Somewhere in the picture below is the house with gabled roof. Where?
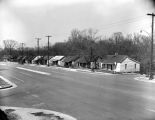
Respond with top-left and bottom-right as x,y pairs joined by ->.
100,54 -> 140,73
62,55 -> 80,68
2,55 -> 12,62
74,56 -> 91,68
27,56 -> 35,64
21,56 -> 28,64
43,56 -> 53,65
32,56 -> 42,64
49,55 -> 64,66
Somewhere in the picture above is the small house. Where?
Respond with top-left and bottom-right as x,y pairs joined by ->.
17,56 -> 23,63
27,56 -> 35,64
74,56 -> 91,68
91,56 -> 102,69
11,56 -> 18,62
62,56 -> 80,68
32,56 -> 42,64
100,55 -> 140,73
49,56 -> 64,66
43,56 -> 53,65
35,56 -> 44,65
21,56 -> 28,64
2,55 -> 11,62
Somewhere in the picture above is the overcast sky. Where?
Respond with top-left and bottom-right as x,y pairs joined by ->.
0,0 -> 154,47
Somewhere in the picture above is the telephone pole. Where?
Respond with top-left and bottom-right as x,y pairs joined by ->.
21,43 -> 24,58
35,38 -> 41,56
147,13 -> 155,80
46,35 -> 52,67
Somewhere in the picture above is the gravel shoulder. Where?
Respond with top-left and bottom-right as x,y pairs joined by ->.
0,106 -> 77,120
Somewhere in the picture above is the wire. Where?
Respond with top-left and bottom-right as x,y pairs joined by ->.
94,15 -> 149,29
97,23 -> 151,32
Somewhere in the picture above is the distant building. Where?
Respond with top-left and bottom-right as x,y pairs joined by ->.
74,56 -> 91,68
62,55 -> 80,68
99,55 -> 140,73
27,56 -> 35,64
2,55 -> 11,62
43,56 -> 53,65
32,56 -> 42,64
49,56 -> 64,66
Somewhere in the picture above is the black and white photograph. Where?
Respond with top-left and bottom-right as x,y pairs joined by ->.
0,0 -> 155,120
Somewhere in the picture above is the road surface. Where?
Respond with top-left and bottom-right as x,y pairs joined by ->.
0,62 -> 155,120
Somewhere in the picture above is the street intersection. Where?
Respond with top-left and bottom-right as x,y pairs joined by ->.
0,62 -> 155,120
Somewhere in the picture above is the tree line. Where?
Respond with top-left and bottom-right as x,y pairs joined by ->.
0,28 -> 154,73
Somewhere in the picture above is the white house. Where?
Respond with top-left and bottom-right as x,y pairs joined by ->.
49,56 -> 64,66
100,55 -> 140,73
32,56 -> 42,64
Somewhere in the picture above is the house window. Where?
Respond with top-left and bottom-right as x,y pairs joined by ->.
135,64 -> 136,69
125,64 -> 127,69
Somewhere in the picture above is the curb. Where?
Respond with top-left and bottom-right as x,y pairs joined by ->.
0,106 -> 77,120
0,84 -> 13,90
0,76 -> 17,90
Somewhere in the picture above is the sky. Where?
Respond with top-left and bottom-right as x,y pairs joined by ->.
0,0 -> 155,48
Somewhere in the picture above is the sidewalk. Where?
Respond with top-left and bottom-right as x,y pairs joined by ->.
0,106 -> 77,120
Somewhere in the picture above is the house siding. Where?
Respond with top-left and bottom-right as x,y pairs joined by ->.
100,63 -> 103,69
119,58 -> 140,72
58,60 -> 64,66
115,63 -> 121,72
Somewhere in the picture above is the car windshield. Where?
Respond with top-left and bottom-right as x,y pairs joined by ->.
0,1 -> 155,120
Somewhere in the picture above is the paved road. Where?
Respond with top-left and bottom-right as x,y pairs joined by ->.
0,62 -> 155,120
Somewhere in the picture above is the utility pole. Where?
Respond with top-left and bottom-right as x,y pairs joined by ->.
147,13 -> 155,80
90,47 -> 93,62
90,46 -> 94,71
26,47 -> 29,58
46,35 -> 52,67
35,38 -> 41,56
21,43 -> 24,57
21,43 -> 24,64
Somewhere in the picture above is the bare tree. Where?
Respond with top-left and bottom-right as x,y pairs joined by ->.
3,39 -> 18,56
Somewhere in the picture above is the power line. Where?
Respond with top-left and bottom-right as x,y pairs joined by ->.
99,20 -> 150,30
98,23 -> 151,33
21,43 -> 25,58
95,15 -> 149,30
